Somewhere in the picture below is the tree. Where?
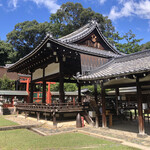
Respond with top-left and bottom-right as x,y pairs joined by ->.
50,83 -> 77,92
115,30 -> 142,54
0,75 -> 15,90
50,2 -> 116,39
0,40 -> 16,65
7,20 -> 51,60
141,41 -> 150,50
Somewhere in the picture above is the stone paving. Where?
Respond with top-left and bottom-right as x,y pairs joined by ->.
80,127 -> 150,147
4,115 -> 150,149
5,115 -> 42,126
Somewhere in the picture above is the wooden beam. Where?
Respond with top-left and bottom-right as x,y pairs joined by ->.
136,77 -> 145,135
101,82 -> 107,128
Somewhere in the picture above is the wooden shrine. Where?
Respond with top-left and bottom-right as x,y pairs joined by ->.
8,20 -> 150,136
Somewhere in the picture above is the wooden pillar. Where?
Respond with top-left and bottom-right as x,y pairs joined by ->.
136,77 -> 145,135
78,83 -> 81,103
94,83 -> 98,103
42,68 -> 46,104
47,82 -> 51,104
101,82 -> 107,128
30,72 -> 33,103
94,83 -> 99,128
115,88 -> 119,115
59,58 -> 65,103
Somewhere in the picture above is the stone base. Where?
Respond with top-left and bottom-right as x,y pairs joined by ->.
137,133 -> 148,138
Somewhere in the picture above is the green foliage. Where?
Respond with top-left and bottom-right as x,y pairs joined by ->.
141,41 -> 150,50
50,83 -> 77,92
0,75 -> 15,90
50,83 -> 59,91
7,20 -> 51,60
2,2 -> 145,64
50,2 -> 115,39
64,83 -> 77,92
0,40 -> 16,65
115,30 -> 142,54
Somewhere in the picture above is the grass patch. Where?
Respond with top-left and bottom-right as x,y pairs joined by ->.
0,117 -> 18,127
0,129 -> 139,150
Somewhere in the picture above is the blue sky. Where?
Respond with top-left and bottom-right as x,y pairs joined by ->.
0,0 -> 150,44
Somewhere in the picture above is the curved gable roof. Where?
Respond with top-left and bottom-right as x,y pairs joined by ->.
59,20 -> 122,55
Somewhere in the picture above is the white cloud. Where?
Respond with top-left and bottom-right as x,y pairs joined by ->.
7,0 -> 60,13
26,0 -> 60,13
0,3 -> 2,7
109,0 -> 150,20
8,0 -> 18,9
99,0 -> 107,4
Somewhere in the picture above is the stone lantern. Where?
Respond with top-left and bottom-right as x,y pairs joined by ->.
13,96 -> 18,114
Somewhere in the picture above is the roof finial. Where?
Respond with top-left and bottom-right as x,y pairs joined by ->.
46,32 -> 53,38
88,19 -> 98,27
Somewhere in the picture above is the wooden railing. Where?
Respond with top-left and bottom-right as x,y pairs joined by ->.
16,102 -> 89,113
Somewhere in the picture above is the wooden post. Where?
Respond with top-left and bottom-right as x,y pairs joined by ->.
59,58 -> 65,103
101,82 -> 107,128
94,83 -> 99,128
16,110 -> 19,117
136,77 -> 145,135
78,83 -> 81,103
53,113 -> 57,127
37,112 -> 40,121
42,68 -> 46,104
25,111 -> 27,119
115,88 -> 119,115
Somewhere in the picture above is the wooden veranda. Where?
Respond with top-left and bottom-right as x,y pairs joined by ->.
78,50 -> 150,136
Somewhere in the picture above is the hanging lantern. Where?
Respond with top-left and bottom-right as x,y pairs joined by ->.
47,42 -> 51,48
53,51 -> 57,56
63,56 -> 66,62
56,57 -> 58,62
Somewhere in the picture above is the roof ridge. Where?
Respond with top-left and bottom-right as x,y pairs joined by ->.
114,49 -> 150,63
59,23 -> 91,40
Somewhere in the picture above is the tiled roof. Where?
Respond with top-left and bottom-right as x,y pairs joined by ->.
59,22 -> 96,43
69,44 -> 120,58
78,50 -> 150,80
0,90 -> 28,96
8,34 -> 121,72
